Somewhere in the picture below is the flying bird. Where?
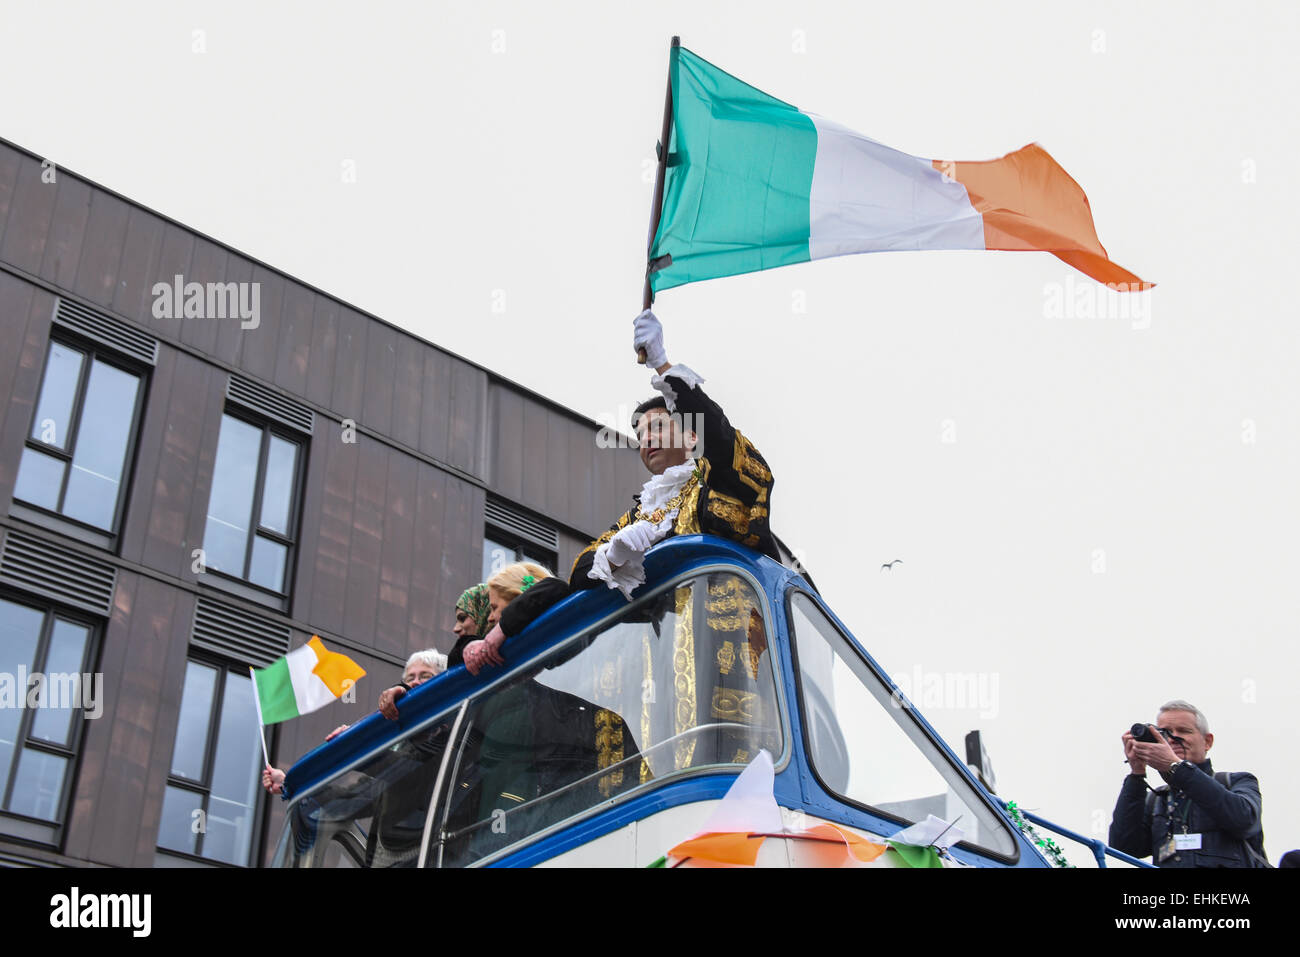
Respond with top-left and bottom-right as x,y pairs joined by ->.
880,559 -> 903,571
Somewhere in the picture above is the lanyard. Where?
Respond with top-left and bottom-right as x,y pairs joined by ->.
1165,790 -> 1193,835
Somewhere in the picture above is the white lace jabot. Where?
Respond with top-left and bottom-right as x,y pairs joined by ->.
589,460 -> 697,599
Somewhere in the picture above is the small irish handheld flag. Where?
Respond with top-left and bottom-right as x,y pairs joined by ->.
647,44 -> 1150,294
252,636 -> 366,725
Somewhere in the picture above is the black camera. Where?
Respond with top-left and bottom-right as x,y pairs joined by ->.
1130,722 -> 1160,743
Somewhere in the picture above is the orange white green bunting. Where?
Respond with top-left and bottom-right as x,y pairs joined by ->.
666,824 -> 889,868
252,636 -> 365,725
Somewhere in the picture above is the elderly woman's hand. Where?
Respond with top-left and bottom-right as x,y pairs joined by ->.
378,684 -> 407,720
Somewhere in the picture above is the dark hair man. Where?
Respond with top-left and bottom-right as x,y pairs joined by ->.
492,309 -> 777,642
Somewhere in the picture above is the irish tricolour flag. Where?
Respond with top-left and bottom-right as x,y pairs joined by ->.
252,636 -> 365,725
648,46 -> 1150,293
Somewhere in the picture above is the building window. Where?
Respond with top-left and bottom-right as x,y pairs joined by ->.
202,412 -> 304,595
482,530 -> 556,582
157,659 -> 263,866
0,595 -> 95,835
13,339 -> 144,533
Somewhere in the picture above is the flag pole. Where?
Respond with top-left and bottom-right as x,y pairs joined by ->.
637,35 -> 679,364
249,665 -> 272,770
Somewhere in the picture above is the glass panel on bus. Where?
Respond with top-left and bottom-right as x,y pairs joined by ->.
788,591 -> 1016,858
432,570 -> 783,867
272,716 -> 457,868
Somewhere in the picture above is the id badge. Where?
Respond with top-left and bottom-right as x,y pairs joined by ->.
1174,833 -> 1202,851
1157,836 -> 1178,862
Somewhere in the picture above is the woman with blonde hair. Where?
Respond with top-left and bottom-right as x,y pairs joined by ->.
463,561 -> 564,675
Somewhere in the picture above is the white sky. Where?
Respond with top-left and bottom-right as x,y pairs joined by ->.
4,0 -> 1297,866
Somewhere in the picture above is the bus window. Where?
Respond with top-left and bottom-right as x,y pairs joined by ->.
430,570 -> 784,867
787,591 -> 1016,858
271,716 -> 455,868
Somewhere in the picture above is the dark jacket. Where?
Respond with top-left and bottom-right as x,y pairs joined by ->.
1108,759 -> 1266,868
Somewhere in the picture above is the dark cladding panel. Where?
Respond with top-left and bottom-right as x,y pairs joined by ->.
110,205 -> 166,326
594,444 -> 620,538
330,307 -> 368,423
567,417 -> 595,532
304,294 -> 339,409
62,568 -> 136,862
391,339 -> 424,451
520,398 -> 548,515
0,156 -> 58,274
544,409 -> 570,520
376,448 -> 417,658
132,583 -> 196,866
71,190 -> 131,307
490,385 -> 524,505
237,265 -> 285,382
118,338 -> 177,565
0,275 -> 34,504
273,283 -> 315,398
209,253 -> 254,367
38,176 -> 92,290
418,349 -> 451,463
0,144 -> 22,238
361,321 -> 397,438
409,462 -> 448,653
145,222 -> 195,341
308,416 -> 359,637
85,576 -> 192,865
342,433 -> 385,647
142,353 -> 212,576
177,237 -> 229,356
448,361 -> 486,478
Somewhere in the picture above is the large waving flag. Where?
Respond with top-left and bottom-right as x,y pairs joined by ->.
647,45 -> 1150,293
252,635 -> 365,725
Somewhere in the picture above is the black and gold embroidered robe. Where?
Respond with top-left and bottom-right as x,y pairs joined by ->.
569,371 -> 776,587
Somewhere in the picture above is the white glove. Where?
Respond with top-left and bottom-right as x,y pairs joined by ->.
633,309 -> 668,369
606,517 -> 669,566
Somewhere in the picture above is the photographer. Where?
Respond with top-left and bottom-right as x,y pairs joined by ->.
1109,700 -> 1267,867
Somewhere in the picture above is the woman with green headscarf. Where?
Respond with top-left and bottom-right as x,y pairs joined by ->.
377,583 -> 491,720
449,583 -> 491,667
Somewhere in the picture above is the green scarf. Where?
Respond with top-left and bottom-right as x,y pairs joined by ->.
456,583 -> 491,636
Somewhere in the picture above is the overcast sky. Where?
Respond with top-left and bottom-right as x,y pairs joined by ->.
4,1 -> 1296,865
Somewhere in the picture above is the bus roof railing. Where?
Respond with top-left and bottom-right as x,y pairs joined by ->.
994,798 -> 1155,868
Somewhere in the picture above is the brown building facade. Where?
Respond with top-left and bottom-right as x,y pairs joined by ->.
0,137 -> 643,866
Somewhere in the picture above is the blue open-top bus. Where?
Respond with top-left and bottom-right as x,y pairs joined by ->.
271,535 -> 1148,868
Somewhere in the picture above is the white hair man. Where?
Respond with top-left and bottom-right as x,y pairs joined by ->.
1109,699 -> 1267,867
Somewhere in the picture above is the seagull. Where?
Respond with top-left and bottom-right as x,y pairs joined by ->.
880,559 -> 903,571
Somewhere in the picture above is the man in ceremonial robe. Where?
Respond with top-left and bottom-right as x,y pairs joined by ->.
494,309 -> 776,641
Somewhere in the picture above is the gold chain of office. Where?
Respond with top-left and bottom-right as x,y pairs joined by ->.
634,471 -> 701,526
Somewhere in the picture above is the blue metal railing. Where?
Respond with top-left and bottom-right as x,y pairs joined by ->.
997,799 -> 1155,868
